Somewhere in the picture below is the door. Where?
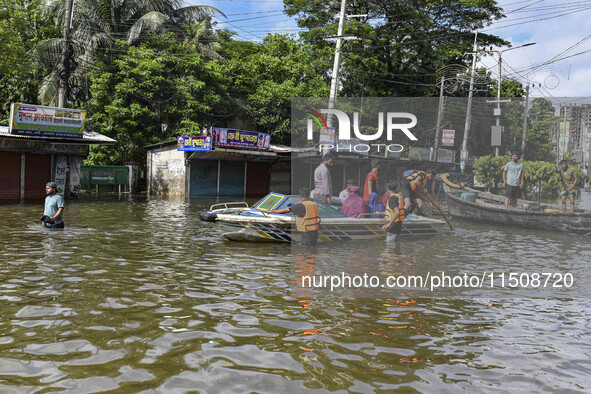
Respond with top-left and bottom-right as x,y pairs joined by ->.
245,161 -> 270,197
190,159 -> 218,196
219,161 -> 245,196
25,153 -> 51,200
0,152 -> 21,201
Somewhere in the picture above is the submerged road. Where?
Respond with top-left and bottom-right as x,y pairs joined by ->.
0,193 -> 589,391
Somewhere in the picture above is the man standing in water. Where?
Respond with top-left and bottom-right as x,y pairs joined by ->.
41,182 -> 64,228
555,159 -> 579,213
270,187 -> 319,246
502,152 -> 524,209
381,181 -> 405,242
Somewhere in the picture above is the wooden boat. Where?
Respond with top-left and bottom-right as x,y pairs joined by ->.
442,182 -> 591,234
199,192 -> 446,242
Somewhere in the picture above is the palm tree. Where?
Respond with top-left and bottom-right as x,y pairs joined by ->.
36,0 -> 224,105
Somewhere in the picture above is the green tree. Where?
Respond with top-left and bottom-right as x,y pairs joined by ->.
0,0 -> 59,120
523,98 -> 555,162
222,34 -> 330,144
284,0 -> 507,97
86,37 -> 232,167
37,0 -> 223,105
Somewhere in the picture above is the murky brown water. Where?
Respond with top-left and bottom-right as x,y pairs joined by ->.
0,193 -> 590,392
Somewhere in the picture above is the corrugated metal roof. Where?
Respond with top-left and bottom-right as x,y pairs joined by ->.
0,126 -> 116,145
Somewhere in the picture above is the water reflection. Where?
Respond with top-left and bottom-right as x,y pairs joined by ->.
0,194 -> 589,391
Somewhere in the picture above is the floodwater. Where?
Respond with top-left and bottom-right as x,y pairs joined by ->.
0,192 -> 590,392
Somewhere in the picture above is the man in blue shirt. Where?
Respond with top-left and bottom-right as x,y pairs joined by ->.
502,152 -> 524,209
41,182 -> 65,228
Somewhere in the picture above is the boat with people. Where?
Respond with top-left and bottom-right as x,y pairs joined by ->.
442,173 -> 591,234
199,192 -> 447,242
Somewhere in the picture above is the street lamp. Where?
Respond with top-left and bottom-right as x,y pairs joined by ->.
483,42 -> 536,156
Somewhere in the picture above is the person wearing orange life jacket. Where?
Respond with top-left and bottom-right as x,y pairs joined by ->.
400,169 -> 436,215
270,187 -> 320,246
381,181 -> 405,241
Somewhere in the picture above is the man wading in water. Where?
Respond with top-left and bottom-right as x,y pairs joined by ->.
41,182 -> 65,228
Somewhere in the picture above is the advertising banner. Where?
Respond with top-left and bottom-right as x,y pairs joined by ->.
177,136 -> 212,151
320,127 -> 336,145
442,129 -> 455,146
70,156 -> 82,197
55,154 -> 68,195
9,103 -> 85,138
408,147 -> 431,161
212,127 -> 270,150
437,148 -> 456,163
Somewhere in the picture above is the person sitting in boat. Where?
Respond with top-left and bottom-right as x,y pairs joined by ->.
269,187 -> 320,246
339,178 -> 356,201
555,159 -> 579,213
341,186 -> 368,218
368,192 -> 385,218
400,169 -> 436,215
502,152 -> 524,209
381,181 -> 405,241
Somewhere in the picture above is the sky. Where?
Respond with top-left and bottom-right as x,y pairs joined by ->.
188,0 -> 591,100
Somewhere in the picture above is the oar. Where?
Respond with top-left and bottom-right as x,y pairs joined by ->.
421,186 -> 453,230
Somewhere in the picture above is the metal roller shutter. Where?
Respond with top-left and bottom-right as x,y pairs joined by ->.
219,161 -> 245,196
25,153 -> 51,200
245,162 -> 270,197
0,152 -> 21,201
190,159 -> 218,196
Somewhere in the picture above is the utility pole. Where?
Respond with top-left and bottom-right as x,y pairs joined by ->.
494,51 -> 502,157
432,73 -> 445,161
480,42 -> 535,156
433,74 -> 445,162
521,84 -> 530,158
461,33 -> 478,173
58,0 -> 75,108
556,106 -> 562,163
328,0 -> 347,113
562,106 -> 568,161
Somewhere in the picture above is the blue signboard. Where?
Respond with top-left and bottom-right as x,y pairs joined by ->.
177,136 -> 212,151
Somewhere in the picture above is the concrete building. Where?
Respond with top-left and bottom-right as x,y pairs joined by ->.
0,126 -> 115,202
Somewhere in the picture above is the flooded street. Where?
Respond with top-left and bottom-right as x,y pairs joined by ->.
1,194 -> 590,392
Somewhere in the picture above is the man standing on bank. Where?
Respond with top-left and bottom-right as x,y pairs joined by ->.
381,181 -> 405,242
314,153 -> 333,205
41,182 -> 64,228
555,159 -> 579,213
502,152 -> 524,209
270,187 -> 320,246
364,159 -> 380,202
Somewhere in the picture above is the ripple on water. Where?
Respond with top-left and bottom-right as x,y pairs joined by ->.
0,198 -> 590,391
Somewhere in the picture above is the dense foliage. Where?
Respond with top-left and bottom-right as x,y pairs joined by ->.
0,0 -> 59,120
86,37 -> 233,166
0,0 -> 565,173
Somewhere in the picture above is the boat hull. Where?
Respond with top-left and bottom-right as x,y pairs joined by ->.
445,189 -> 591,234
215,215 -> 445,243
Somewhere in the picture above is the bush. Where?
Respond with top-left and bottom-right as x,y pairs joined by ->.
474,156 -> 584,195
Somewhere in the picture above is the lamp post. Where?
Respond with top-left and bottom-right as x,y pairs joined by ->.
482,42 -> 536,156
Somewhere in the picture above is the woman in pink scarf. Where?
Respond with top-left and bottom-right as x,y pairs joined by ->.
341,186 -> 368,218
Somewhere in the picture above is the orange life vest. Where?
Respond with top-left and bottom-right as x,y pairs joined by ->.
385,192 -> 405,222
405,171 -> 427,191
295,200 -> 319,232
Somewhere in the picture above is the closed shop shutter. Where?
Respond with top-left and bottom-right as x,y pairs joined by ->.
245,161 -> 270,197
25,153 -> 51,200
0,152 -> 21,201
190,159 -> 218,196
219,160 -> 245,196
